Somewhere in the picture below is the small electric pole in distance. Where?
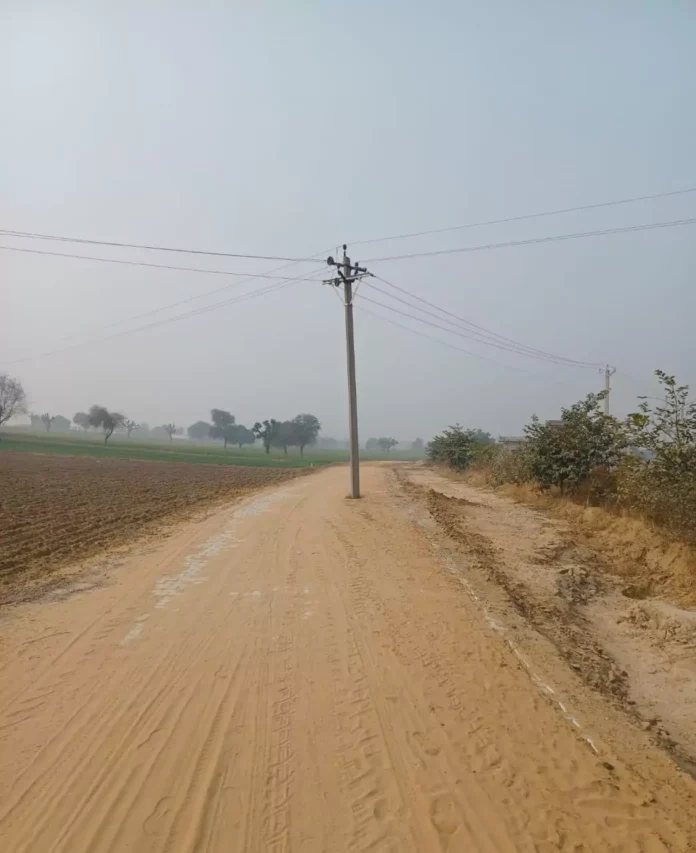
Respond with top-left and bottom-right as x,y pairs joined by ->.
603,365 -> 617,415
325,245 -> 371,498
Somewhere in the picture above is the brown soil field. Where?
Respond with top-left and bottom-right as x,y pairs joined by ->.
0,452 -> 303,598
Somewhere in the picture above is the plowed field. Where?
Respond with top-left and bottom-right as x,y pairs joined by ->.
0,452 -> 302,594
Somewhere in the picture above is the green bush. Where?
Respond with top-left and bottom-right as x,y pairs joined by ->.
620,372 -> 696,542
523,393 -> 628,495
427,371 -> 696,544
427,425 -> 481,470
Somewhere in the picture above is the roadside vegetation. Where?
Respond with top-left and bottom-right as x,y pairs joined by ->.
428,371 -> 696,546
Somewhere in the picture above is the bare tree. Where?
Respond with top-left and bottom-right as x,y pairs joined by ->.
41,413 -> 56,432
0,374 -> 28,434
163,423 -> 177,441
124,419 -> 139,438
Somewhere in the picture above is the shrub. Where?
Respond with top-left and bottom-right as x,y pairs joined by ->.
485,447 -> 532,487
523,393 -> 628,495
427,371 -> 696,545
427,425 -> 480,470
621,372 -> 696,542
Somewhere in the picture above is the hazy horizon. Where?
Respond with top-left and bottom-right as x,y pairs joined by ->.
3,2 -> 695,443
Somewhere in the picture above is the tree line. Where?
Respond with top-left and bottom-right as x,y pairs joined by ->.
65,406 -> 323,453
189,411 -> 321,456
1,371 -> 423,457
0,375 -> 324,454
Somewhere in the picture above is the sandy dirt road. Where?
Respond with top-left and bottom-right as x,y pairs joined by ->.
1,465 -> 695,852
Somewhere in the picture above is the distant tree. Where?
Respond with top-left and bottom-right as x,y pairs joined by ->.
253,419 -> 279,454
291,413 -> 321,456
318,436 -> 339,449
30,414 -> 43,430
73,411 -> 90,432
411,437 -> 425,452
123,419 -> 139,438
187,420 -> 212,440
471,429 -> 495,445
376,437 -> 398,454
163,423 -> 177,441
87,405 -> 125,445
272,420 -> 296,454
41,412 -> 56,432
150,425 -> 169,439
365,438 -> 379,451
234,425 -> 256,448
52,415 -> 71,432
134,422 -> 150,437
209,409 -> 236,448
0,373 -> 28,432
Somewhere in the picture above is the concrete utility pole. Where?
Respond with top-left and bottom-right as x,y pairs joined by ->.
603,365 -> 617,415
325,246 -> 371,498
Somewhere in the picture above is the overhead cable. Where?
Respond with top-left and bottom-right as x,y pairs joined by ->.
2,279 -> 301,366
0,230 -> 325,263
358,293 -> 601,369
363,217 -> 696,263
350,186 -> 696,246
368,274 -> 601,367
0,244 -> 326,281
356,305 -> 542,375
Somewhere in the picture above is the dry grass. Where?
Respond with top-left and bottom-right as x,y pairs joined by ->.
499,481 -> 696,608
452,467 -> 696,609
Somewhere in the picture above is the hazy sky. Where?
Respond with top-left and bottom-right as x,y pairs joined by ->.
2,1 -> 695,441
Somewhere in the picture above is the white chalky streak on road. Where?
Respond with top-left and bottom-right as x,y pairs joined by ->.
122,487 -> 295,641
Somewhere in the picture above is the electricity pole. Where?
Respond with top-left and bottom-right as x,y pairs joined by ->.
603,365 -> 616,415
325,245 -> 370,498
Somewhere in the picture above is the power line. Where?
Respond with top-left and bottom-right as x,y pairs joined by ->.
368,274 -> 601,367
5,184 -> 694,264
103,271 -> 328,333
0,243 -> 326,281
358,305 -> 601,399
0,229 -> 325,263
363,216 -> 696,263
360,286 -> 602,369
367,282 -> 597,369
365,280 -> 593,366
350,186 -> 696,247
359,291 -> 607,369
4,240 -> 333,355
2,278 -> 302,366
357,304 -> 539,375
59,265 -> 328,346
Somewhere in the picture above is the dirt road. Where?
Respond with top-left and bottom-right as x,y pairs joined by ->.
1,465 -> 694,851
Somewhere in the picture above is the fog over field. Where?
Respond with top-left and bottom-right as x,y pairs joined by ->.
2,2 -> 694,441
